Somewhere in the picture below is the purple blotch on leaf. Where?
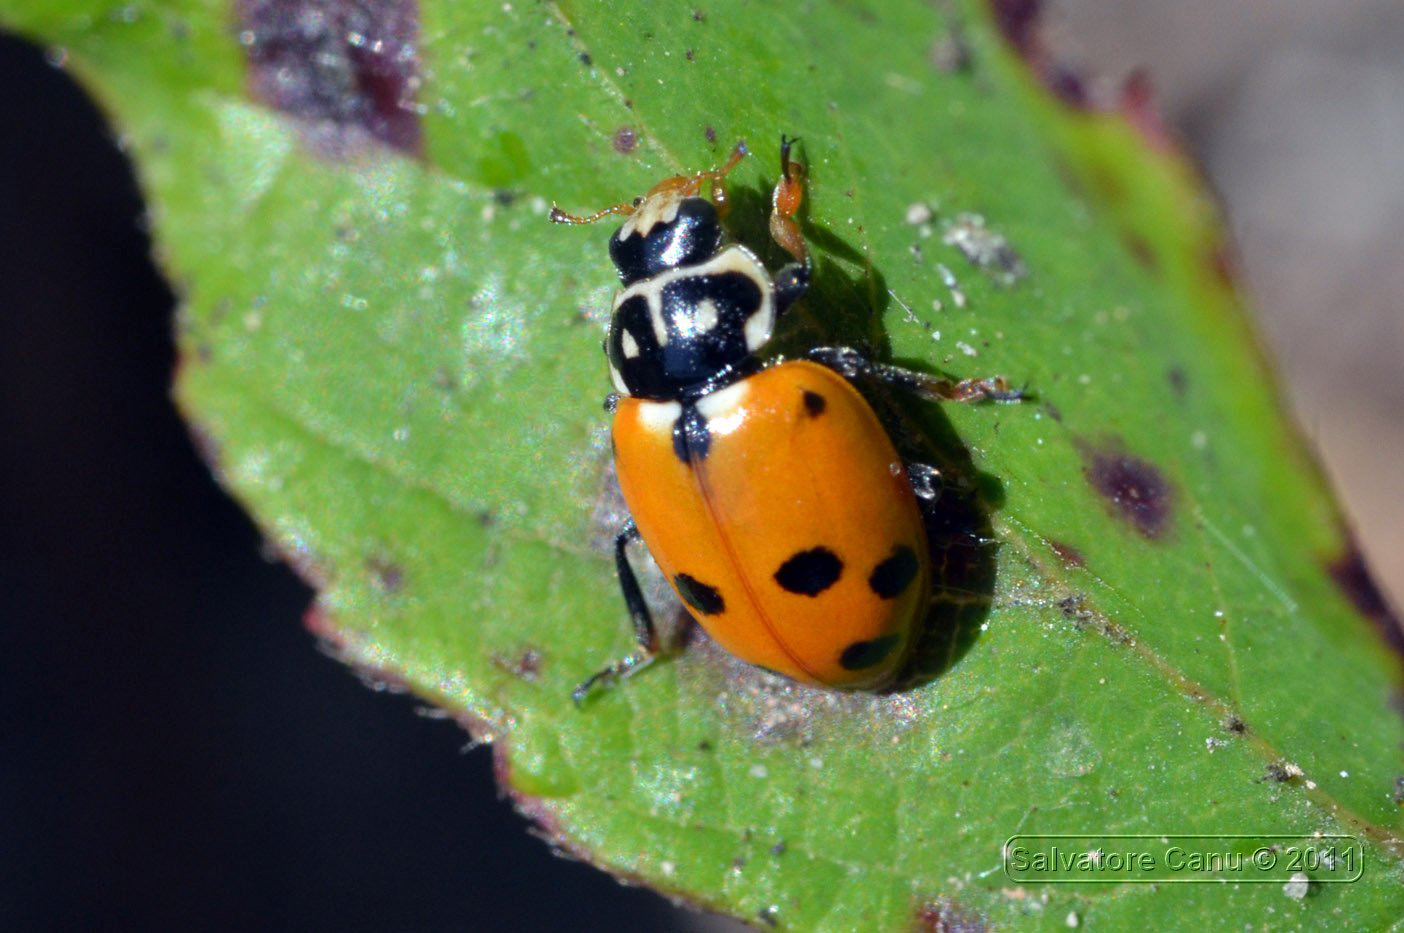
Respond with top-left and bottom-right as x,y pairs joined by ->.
613,126 -> 638,154
1328,543 -> 1404,659
238,0 -> 422,156
1084,448 -> 1173,539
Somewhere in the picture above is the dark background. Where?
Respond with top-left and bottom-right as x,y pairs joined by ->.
4,1 -> 1401,928
0,33 -> 686,932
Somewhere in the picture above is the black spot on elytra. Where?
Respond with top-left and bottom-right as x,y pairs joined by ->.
1084,448 -> 1173,539
672,404 -> 710,464
1327,542 -> 1404,659
238,0 -> 422,156
676,573 -> 724,615
801,390 -> 826,417
773,547 -> 843,596
838,634 -> 900,671
868,545 -> 918,599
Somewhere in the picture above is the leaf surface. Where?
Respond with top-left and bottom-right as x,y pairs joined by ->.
7,0 -> 1402,926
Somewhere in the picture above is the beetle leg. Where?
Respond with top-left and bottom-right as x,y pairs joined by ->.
700,140 -> 749,220
771,134 -> 812,316
573,520 -> 660,706
770,135 -> 809,264
906,463 -> 943,503
807,346 -> 1026,403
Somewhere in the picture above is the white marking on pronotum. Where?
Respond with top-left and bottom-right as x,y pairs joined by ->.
691,246 -> 775,351
612,281 -> 671,346
692,299 -> 720,333
620,328 -> 640,358
609,362 -> 629,395
612,245 -> 773,351
695,380 -> 750,438
618,188 -> 685,240
648,297 -> 669,345
743,305 -> 774,352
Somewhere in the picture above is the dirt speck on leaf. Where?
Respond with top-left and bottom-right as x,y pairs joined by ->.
1049,540 -> 1084,568
929,27 -> 972,75
1167,366 -> 1187,396
942,213 -> 1027,285
493,647 -> 543,681
1282,872 -> 1310,900
365,554 -> 405,593
1264,761 -> 1304,784
1123,231 -> 1156,269
914,896 -> 987,933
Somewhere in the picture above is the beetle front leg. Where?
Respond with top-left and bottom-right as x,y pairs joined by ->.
807,346 -> 1025,403
771,134 -> 812,316
573,519 -> 661,706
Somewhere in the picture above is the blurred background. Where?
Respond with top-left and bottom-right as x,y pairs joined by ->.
1052,0 -> 1404,607
1,2 -> 1399,929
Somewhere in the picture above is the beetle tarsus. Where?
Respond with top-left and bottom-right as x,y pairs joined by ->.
574,521 -> 660,707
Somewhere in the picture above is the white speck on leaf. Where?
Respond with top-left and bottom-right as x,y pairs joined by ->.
942,212 -> 1027,285
905,202 -> 933,225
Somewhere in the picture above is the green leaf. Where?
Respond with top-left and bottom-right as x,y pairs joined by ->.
8,0 -> 1402,927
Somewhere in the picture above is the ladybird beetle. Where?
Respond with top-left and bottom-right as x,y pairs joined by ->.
552,138 -> 1019,703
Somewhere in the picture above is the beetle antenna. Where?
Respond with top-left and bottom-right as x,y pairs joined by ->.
549,200 -> 639,225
